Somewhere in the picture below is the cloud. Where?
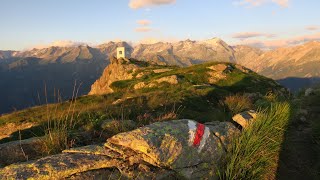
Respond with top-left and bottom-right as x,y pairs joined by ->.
32,40 -> 86,49
234,0 -> 289,8
135,27 -> 153,32
232,32 -> 276,39
137,19 -> 152,26
137,37 -> 179,45
239,32 -> 320,49
129,0 -> 176,9
306,26 -> 319,31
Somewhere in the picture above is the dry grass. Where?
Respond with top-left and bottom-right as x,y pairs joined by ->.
222,94 -> 253,115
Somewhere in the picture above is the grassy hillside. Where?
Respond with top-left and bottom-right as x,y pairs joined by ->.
0,59 -> 295,179
0,60 -> 288,148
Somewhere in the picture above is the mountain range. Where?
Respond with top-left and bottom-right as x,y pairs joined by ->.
0,38 -> 319,114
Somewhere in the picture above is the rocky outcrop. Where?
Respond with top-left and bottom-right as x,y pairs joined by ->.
88,57 -> 140,95
0,112 -> 257,179
206,64 -> 233,84
134,75 -> 180,90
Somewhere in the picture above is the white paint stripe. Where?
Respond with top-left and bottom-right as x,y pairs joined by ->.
188,120 -> 197,146
198,126 -> 210,153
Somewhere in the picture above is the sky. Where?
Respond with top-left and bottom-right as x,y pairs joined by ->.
1,0 -> 320,50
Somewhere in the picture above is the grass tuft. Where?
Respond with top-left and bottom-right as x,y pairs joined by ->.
219,102 -> 291,180
222,94 -> 253,115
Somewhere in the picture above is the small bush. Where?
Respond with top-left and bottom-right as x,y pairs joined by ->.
222,94 -> 253,115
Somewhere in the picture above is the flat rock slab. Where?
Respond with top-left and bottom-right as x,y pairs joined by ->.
0,153 -> 121,180
0,137 -> 43,167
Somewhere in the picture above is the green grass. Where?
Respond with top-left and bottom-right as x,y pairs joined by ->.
219,102 -> 291,180
0,61 -> 287,143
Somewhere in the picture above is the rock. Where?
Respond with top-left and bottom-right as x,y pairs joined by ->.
299,116 -> 307,123
133,82 -> 147,89
0,137 -> 43,167
0,119 -> 240,179
0,122 -> 35,141
105,119 -> 239,179
206,64 -> 233,84
232,110 -> 257,129
207,64 -> 228,71
155,75 -> 179,84
235,64 -> 252,73
134,75 -> 180,90
152,69 -> 172,73
0,152 -> 123,179
305,88 -> 314,96
89,57 -> 140,95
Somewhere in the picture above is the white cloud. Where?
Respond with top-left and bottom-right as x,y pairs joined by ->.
232,32 -> 276,39
129,0 -> 176,9
33,40 -> 86,49
239,32 -> 320,49
135,27 -> 153,32
234,0 -> 289,8
137,37 -> 179,44
137,19 -> 152,26
306,26 -> 319,31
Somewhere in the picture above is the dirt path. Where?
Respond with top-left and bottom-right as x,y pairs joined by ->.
276,104 -> 320,179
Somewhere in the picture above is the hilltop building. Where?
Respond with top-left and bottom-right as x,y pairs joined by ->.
116,47 -> 130,59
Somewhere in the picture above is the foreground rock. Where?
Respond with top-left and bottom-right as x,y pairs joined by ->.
0,115 -> 257,179
0,137 -> 43,167
105,120 -> 239,178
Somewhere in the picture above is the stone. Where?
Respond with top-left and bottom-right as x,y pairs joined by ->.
0,122 -> 35,141
155,75 -> 179,84
89,57 -> 140,95
104,119 -> 239,179
305,88 -> 314,96
0,152 -> 123,180
133,82 -> 147,89
232,110 -> 257,129
206,64 -> 232,84
207,64 -> 228,71
0,119 -> 240,179
152,69 -> 172,73
134,75 -> 179,90
0,137 -> 43,167
235,64 -> 252,73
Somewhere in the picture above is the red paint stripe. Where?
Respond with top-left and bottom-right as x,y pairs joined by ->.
193,123 -> 205,147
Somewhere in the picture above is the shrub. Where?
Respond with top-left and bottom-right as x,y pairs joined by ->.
222,94 -> 253,115
218,102 -> 291,179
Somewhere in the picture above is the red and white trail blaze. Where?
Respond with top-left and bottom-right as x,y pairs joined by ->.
188,120 -> 210,152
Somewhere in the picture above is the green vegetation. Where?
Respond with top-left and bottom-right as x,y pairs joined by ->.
0,61 -> 288,160
219,102 -> 291,179
222,94 -> 253,115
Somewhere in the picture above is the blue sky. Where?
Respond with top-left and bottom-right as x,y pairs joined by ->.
1,0 -> 320,50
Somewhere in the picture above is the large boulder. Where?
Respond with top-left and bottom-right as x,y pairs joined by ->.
104,119 -> 240,179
